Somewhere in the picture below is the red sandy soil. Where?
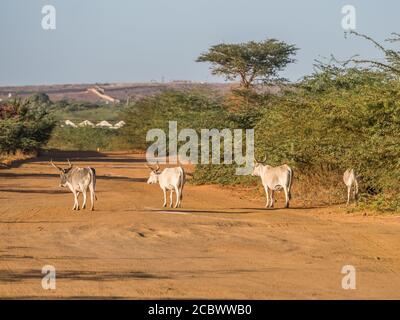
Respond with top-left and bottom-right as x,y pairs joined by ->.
0,151 -> 399,299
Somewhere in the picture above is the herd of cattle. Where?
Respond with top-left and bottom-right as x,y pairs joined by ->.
49,158 -> 360,211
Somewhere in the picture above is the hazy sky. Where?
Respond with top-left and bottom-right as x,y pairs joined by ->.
0,0 -> 399,86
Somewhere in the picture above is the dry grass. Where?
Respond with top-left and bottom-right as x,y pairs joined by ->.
212,169 -> 347,209
0,150 -> 37,167
292,169 -> 345,207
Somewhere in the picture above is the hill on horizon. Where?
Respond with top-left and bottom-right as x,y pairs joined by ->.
0,82 -> 235,104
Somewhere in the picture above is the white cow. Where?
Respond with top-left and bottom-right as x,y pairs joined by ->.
146,164 -> 186,208
252,159 -> 293,208
343,169 -> 359,205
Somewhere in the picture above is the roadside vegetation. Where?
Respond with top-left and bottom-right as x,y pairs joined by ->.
121,90 -> 232,150
53,100 -> 122,123
0,93 -> 55,165
46,99 -> 126,151
3,34 -> 400,211
47,127 -> 124,151
193,34 -> 400,211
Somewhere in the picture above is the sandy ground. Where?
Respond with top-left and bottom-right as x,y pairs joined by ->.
0,151 -> 399,299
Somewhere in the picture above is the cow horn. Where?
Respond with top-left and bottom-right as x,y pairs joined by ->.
261,155 -> 267,163
50,159 -> 62,171
155,162 -> 160,172
255,154 -> 267,164
145,164 -> 154,171
67,159 -> 73,168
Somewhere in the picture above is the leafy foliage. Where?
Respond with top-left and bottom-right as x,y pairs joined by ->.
47,127 -> 122,151
0,95 -> 55,153
343,31 -> 400,78
193,65 -> 400,210
121,90 -> 233,150
197,39 -> 298,88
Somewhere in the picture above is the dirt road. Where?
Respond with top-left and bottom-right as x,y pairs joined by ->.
0,151 -> 399,299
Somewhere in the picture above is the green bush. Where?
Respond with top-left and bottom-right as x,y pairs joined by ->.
193,68 -> 400,210
51,103 -> 122,122
120,90 -> 233,150
0,96 -> 55,153
47,127 -> 123,151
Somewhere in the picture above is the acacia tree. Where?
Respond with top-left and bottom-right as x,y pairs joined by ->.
197,39 -> 298,88
343,31 -> 400,77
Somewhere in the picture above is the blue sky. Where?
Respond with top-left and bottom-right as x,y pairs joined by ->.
0,0 -> 398,86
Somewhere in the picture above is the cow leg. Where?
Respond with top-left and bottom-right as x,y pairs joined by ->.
263,185 -> 270,207
170,189 -> 174,208
174,186 -> 180,208
269,190 -> 275,208
72,190 -> 79,211
89,184 -> 95,211
162,188 -> 167,207
82,188 -> 87,209
284,187 -> 289,208
75,191 -> 80,209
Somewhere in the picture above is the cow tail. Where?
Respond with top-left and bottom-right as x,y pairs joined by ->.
288,167 -> 293,200
90,167 -> 97,200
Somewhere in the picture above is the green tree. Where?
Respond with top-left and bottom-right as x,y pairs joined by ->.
196,39 -> 298,88
342,31 -> 400,78
0,96 -> 55,153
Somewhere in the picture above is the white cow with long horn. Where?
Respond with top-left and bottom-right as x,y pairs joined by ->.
50,159 -> 97,211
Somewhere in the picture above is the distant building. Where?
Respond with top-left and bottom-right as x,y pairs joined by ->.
79,120 -> 95,127
64,120 -> 77,128
96,120 -> 113,128
113,120 -> 126,129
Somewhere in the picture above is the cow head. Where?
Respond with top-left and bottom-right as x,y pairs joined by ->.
252,155 -> 267,177
50,159 -> 73,187
146,163 -> 161,184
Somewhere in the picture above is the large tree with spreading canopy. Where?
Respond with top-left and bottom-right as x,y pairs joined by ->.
197,39 -> 298,88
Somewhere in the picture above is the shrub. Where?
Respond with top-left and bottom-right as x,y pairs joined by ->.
193,68 -> 400,210
47,127 -> 123,151
120,90 -> 232,150
0,96 -> 55,153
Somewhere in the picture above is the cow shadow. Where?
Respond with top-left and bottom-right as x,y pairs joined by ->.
3,149 -> 146,170
0,188 -> 68,195
235,205 -> 332,210
0,172 -> 147,183
143,208 -> 253,215
0,269 -> 168,283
